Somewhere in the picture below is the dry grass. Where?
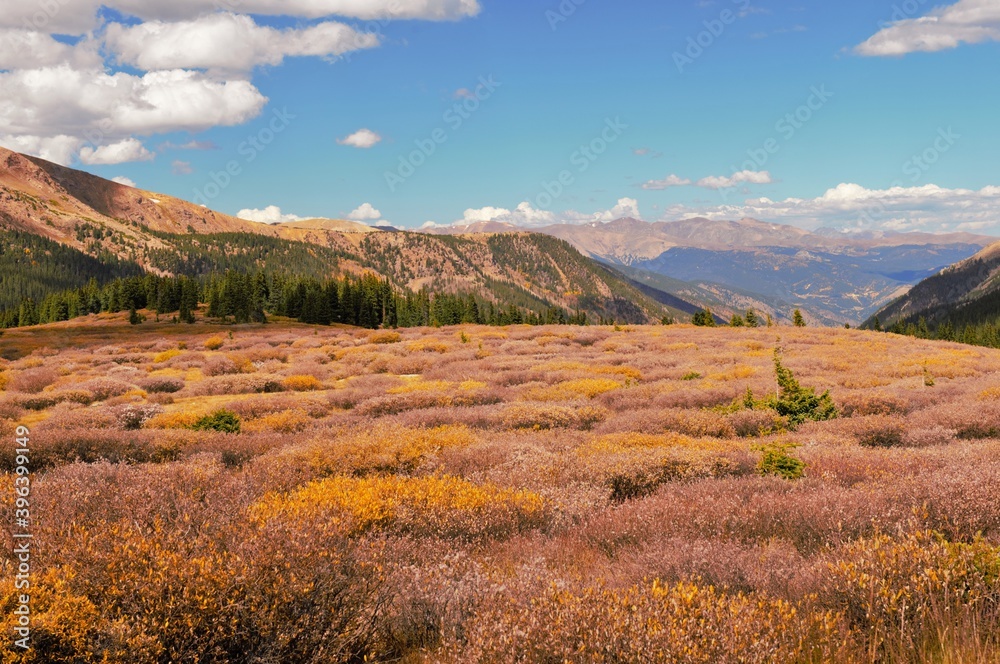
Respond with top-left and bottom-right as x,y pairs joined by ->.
2,321 -> 1000,662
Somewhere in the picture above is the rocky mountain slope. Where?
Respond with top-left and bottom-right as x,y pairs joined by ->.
0,147 -> 678,323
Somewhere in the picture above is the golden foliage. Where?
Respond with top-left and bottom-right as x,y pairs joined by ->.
251,474 -> 547,540
524,378 -> 624,402
243,409 -> 312,434
203,336 -> 224,351
152,348 -> 181,364
370,330 -> 402,344
282,375 -> 323,392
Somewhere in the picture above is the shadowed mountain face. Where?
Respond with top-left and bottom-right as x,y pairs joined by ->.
869,242 -> 1000,328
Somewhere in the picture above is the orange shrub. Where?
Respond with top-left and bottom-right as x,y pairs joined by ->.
204,336 -> 224,351
244,409 -> 312,434
370,330 -> 402,344
282,375 -> 323,392
251,474 -> 547,541
146,411 -> 203,430
153,348 -> 181,363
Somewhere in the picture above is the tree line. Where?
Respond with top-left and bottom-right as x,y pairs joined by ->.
0,270 -> 588,330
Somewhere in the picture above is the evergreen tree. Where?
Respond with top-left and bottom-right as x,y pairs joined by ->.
792,309 -> 806,327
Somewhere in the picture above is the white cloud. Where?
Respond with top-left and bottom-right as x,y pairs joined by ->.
105,13 -> 379,73
0,0 -> 481,32
337,128 -> 382,149
171,159 -> 193,175
459,198 -> 642,228
79,138 -> 154,165
347,202 -> 382,221
0,134 -> 83,165
111,176 -> 137,187
656,182 -> 1000,233
641,174 -> 692,190
0,30 -> 101,70
856,0 -> 1000,56
640,171 -> 773,191
237,205 -> 304,224
0,66 -> 267,165
0,2 -> 479,167
695,170 -> 774,190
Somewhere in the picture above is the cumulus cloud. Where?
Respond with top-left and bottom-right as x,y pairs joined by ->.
856,0 -> 1000,56
105,13 -> 379,73
0,65 -> 267,165
111,176 -> 137,187
641,174 -> 692,190
0,1 -> 479,166
656,182 -> 1000,233
337,128 -> 382,149
459,198 -> 642,228
1,0 -> 481,33
640,171 -> 772,191
237,205 -> 304,224
0,30 -> 101,70
79,138 -> 154,165
695,170 -> 774,190
347,202 -> 382,221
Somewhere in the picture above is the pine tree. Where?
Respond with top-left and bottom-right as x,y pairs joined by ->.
792,309 -> 806,327
745,310 -> 759,327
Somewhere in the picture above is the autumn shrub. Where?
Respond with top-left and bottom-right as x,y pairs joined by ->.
153,348 -> 181,363
0,371 -> 8,391
0,429 -> 159,469
204,335 -> 224,350
146,410 -> 203,430
278,423 -> 479,479
523,378 -> 623,402
370,330 -> 402,344
8,366 -> 58,393
445,580 -> 851,664
78,378 -> 135,401
282,374 -> 323,392
838,391 -> 911,417
243,409 -> 312,434
821,531 -> 1000,659
139,376 -> 184,394
113,403 -> 164,431
187,374 -> 286,396
847,415 -> 907,448
575,433 -> 750,501
251,474 -> 548,542
728,407 -> 786,437
499,403 -> 608,431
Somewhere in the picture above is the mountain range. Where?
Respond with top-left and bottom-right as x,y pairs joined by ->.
432,217 -> 991,324
2,145 -> 997,328
0,147 -> 675,324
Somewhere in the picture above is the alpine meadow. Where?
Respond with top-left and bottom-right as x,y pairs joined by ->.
2,1 -> 1000,663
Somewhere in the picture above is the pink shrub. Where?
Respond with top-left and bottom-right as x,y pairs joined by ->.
8,367 -> 58,393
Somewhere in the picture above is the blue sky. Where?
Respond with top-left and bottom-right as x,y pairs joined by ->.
2,0 -> 998,232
